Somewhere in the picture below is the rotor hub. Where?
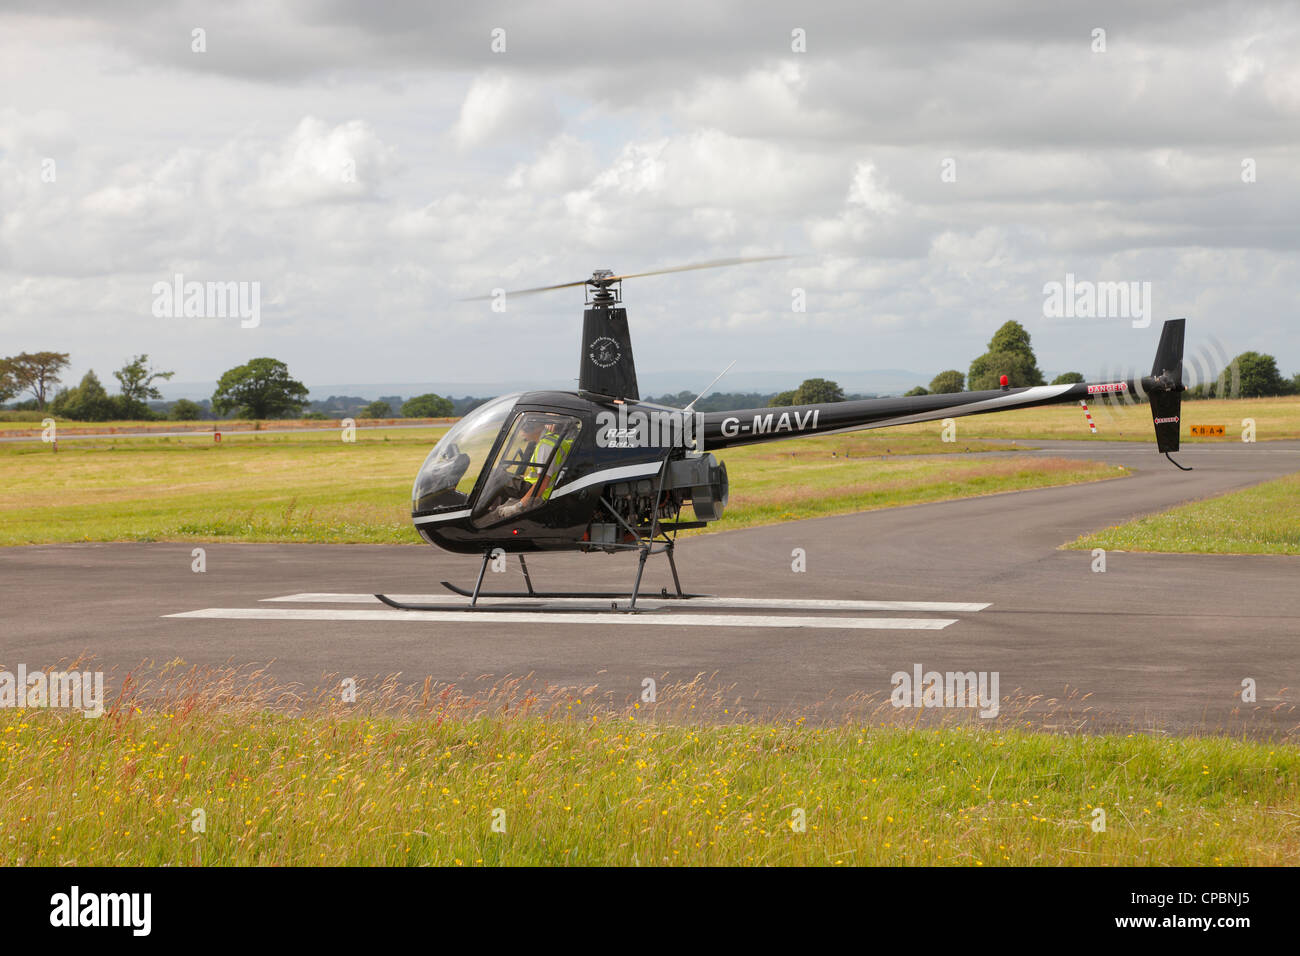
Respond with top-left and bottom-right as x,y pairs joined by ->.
586,269 -> 621,307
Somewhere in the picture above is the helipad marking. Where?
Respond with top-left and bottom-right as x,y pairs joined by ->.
166,607 -> 957,630
261,592 -> 990,613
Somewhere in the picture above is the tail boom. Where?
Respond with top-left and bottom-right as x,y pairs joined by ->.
700,319 -> 1187,457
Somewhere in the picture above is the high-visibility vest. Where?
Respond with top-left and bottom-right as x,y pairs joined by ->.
523,431 -> 572,497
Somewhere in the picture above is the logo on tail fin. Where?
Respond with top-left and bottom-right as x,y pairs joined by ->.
588,336 -> 621,368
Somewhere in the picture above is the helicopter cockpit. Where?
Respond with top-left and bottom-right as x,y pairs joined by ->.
473,411 -> 582,524
411,394 -> 584,526
411,393 -> 518,514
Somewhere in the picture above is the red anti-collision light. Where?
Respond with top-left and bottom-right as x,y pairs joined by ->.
999,374 -> 1009,387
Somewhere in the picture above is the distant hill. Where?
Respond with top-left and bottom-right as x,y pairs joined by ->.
156,367 -> 929,405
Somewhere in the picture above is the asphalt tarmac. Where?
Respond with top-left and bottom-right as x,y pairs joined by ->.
3,439 -> 1297,735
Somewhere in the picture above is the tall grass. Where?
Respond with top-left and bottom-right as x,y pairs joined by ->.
2,662 -> 1295,866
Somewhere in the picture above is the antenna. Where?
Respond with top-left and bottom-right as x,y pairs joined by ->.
684,360 -> 737,412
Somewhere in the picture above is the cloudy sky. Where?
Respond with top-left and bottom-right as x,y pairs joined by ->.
2,0 -> 1297,398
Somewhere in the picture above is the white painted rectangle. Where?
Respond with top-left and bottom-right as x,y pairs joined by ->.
261,592 -> 989,613
168,607 -> 957,630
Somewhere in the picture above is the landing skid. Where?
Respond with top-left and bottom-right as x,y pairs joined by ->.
377,514 -> 698,612
372,590 -> 703,613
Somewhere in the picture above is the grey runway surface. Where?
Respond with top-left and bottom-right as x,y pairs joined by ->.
3,439 -> 1297,735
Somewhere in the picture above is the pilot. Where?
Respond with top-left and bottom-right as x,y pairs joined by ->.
520,422 -> 573,503
496,420 -> 572,518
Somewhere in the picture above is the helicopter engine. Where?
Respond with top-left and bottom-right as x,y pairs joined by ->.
668,453 -> 729,521
585,453 -> 728,552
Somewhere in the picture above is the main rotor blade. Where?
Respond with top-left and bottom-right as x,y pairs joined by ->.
606,255 -> 791,282
459,278 -> 590,302
458,254 -> 792,301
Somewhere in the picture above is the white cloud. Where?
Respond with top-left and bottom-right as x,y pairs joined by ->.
1,1 -> 1298,390
505,135 -> 600,192
249,117 -> 395,206
450,74 -> 561,150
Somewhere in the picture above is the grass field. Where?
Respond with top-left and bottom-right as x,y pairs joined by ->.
701,445 -> 1123,532
2,671 -> 1295,866
1070,471 -> 1300,555
0,427 -> 1122,545
887,395 -> 1300,443
5,394 -> 1297,440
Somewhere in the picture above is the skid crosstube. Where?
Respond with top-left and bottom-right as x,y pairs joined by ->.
436,581 -> 703,600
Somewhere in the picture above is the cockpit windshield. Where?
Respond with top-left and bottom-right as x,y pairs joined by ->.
473,412 -> 582,526
411,393 -> 518,513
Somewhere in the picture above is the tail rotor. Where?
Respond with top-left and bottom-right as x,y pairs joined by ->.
1147,318 -> 1187,465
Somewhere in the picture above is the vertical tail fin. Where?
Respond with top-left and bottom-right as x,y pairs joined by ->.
578,307 -> 639,400
1149,318 -> 1185,453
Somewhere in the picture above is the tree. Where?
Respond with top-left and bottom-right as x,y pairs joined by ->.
360,400 -> 392,419
1292,372 -> 1300,396
928,370 -> 964,394
969,350 -> 1045,390
7,351 -> 71,410
1227,352 -> 1292,398
0,358 -> 19,404
769,379 -> 846,406
988,321 -> 1035,358
50,370 -> 116,421
211,358 -> 309,419
969,322 -> 1044,390
903,385 -> 929,397
1051,371 -> 1085,385
113,354 -> 174,418
401,393 -> 454,418
169,398 -> 202,421
794,378 -> 845,405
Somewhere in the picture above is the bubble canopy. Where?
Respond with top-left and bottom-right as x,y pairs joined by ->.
411,393 -> 519,513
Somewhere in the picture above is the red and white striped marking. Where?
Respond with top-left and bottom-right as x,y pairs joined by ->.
1079,400 -> 1097,434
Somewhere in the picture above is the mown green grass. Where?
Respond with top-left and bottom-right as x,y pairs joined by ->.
0,429 -> 444,545
711,451 -> 1123,532
1069,471 -> 1300,555
3,699 -> 1295,866
0,428 -> 1122,545
887,395 -> 1300,442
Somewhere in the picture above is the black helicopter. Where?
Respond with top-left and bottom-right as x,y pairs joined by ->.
384,259 -> 1187,611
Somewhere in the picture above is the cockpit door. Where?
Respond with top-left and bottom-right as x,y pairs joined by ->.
472,411 -> 583,526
